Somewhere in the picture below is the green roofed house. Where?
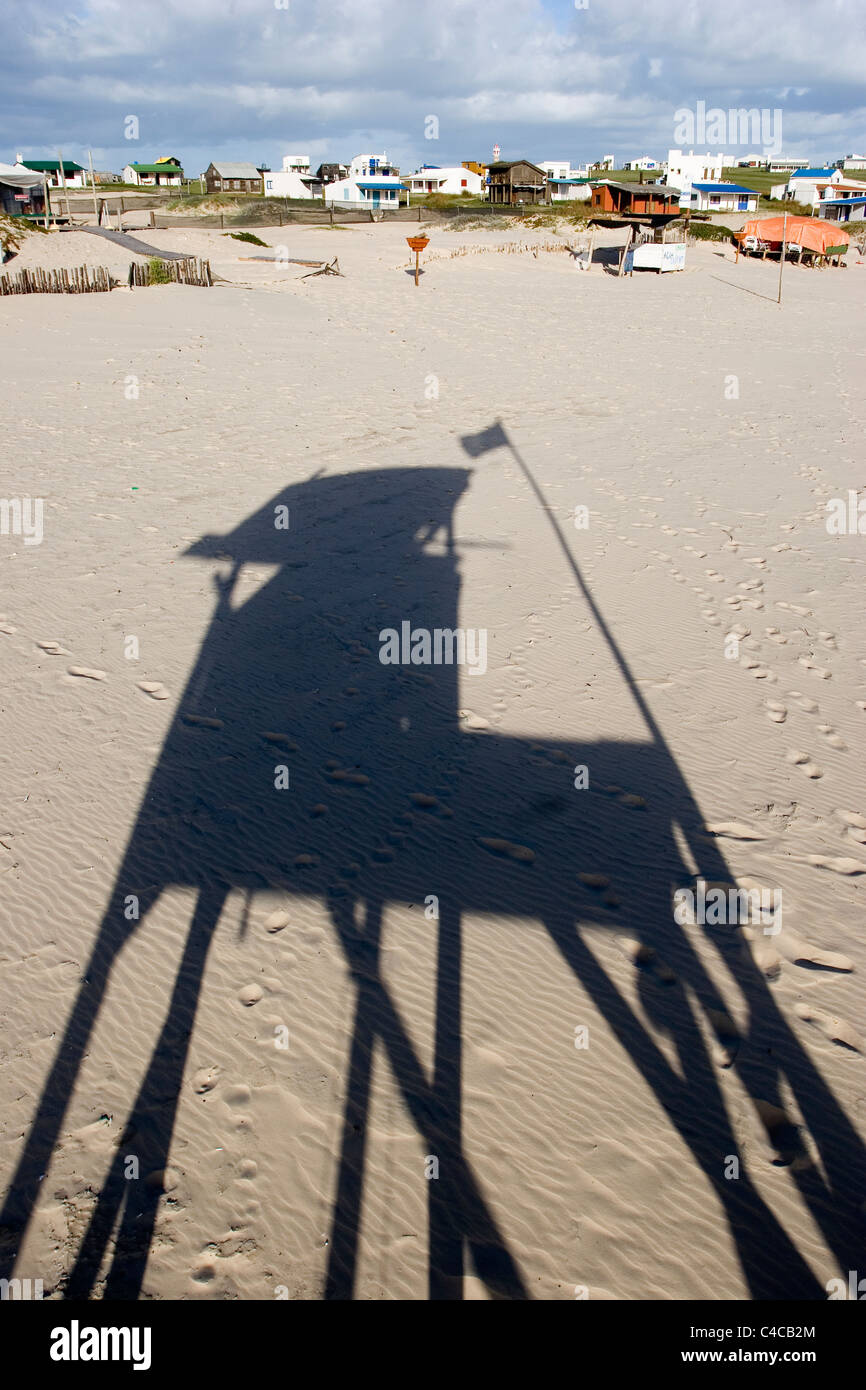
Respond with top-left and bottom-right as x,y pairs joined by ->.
18,156 -> 87,188
122,161 -> 184,187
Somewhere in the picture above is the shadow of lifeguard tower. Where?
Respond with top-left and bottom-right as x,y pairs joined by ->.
1,423 -> 863,1300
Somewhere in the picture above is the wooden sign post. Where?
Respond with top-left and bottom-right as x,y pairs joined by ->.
406,234 -> 429,287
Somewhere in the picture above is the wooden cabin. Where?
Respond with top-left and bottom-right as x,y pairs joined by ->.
590,180 -> 681,218
486,160 -> 547,206
204,162 -> 262,194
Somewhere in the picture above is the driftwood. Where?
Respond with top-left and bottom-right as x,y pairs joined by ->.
300,256 -> 343,279
128,257 -> 213,287
0,264 -> 113,295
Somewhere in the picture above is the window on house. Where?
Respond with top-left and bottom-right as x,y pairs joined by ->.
461,179 -> 467,187
710,195 -> 720,205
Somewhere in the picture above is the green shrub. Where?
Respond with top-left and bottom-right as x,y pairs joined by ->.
147,257 -> 172,284
224,230 -> 268,246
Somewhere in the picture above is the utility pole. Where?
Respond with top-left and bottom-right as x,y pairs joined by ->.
57,147 -> 70,223
87,149 -> 99,223
42,173 -> 50,229
777,209 -> 787,305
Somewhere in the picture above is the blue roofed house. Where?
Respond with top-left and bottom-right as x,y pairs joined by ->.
687,182 -> 759,212
769,167 -> 842,205
818,188 -> 866,222
539,161 -> 593,201
323,155 -> 405,209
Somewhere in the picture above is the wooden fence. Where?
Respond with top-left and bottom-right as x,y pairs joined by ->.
0,264 -> 113,295
127,257 -> 213,287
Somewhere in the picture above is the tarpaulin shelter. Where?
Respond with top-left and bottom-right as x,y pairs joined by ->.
0,162 -> 44,218
740,215 -> 850,253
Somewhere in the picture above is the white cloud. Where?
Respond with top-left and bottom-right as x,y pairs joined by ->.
2,0 -> 865,170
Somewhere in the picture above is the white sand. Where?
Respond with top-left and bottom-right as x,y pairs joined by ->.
1,220 -> 865,1300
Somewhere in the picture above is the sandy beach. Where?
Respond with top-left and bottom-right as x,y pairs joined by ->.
1,218 -> 865,1301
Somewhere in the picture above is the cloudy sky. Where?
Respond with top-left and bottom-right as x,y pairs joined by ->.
2,0 -> 865,175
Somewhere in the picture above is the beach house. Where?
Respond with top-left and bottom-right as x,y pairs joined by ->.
818,188 -> 866,222
18,157 -> 87,188
589,180 -> 681,219
408,166 -> 483,197
261,155 -> 318,199
0,163 -> 45,216
664,150 -> 726,190
769,168 -> 843,206
204,162 -> 262,194
324,171 -> 406,208
539,161 -> 592,200
686,182 -> 759,213
122,161 -> 184,187
486,160 -> 547,205
623,156 -> 659,171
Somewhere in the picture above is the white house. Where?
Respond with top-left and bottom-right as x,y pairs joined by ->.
324,175 -> 405,208
261,153 -> 319,198
836,154 -> 866,170
536,160 -> 592,200
122,160 -> 183,187
819,190 -> 866,222
665,150 -> 726,190
408,166 -> 483,196
765,156 -> 810,172
348,153 -> 399,180
262,169 -> 317,199
770,167 -> 844,206
17,156 -> 87,188
687,181 -> 759,213
539,159 -> 589,180
623,155 -> 659,171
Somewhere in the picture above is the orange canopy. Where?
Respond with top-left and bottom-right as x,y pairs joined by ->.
740,216 -> 850,252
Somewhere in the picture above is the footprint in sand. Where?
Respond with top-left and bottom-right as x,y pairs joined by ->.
817,725 -> 847,750
804,854 -> 865,875
477,837 -> 535,863
238,983 -> 264,1006
789,691 -> 819,713
264,909 -> 290,934
614,936 -> 677,984
786,750 -> 823,778
765,627 -> 788,645
794,1004 -> 864,1053
192,1066 -> 221,1093
36,640 -> 68,655
704,821 -> 765,841
835,810 -> 866,845
68,666 -> 106,681
459,709 -> 490,730
778,931 -> 853,973
740,927 -> 782,980
0,621 -> 16,635
798,657 -> 831,680
182,713 -> 224,729
138,680 -> 170,701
